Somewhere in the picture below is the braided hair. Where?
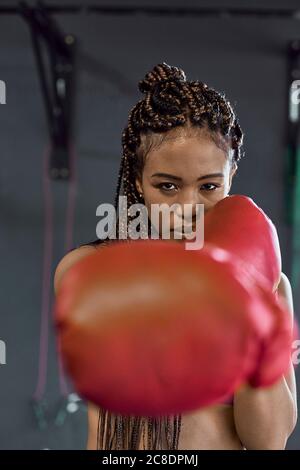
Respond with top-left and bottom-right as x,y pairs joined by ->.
89,61 -> 244,245
117,62 -> 243,217
86,62 -> 244,449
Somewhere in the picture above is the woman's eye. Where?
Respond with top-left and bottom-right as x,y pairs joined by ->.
157,182 -> 177,192
201,183 -> 219,191
156,182 -> 219,193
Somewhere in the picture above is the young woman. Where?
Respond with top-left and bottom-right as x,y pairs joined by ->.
54,62 -> 297,450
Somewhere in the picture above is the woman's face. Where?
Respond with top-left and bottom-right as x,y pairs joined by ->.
135,133 -> 237,241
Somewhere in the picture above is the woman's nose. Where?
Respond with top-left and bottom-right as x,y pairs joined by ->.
174,191 -> 204,224
177,190 -> 203,209
176,187 -> 197,204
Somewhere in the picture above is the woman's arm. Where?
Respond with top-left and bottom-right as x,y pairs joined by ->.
233,272 -> 298,450
87,402 -> 100,450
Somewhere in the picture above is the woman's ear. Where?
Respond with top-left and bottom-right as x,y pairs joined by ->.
228,162 -> 238,193
135,177 -> 143,194
231,161 -> 238,177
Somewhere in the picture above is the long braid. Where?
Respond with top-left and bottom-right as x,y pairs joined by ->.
90,62 -> 243,449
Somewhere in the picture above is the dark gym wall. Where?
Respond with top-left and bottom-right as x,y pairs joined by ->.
0,0 -> 299,449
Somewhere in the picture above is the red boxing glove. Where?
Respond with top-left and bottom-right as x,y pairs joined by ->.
204,195 -> 282,292
55,240 -> 286,417
204,195 -> 293,387
246,280 -> 293,387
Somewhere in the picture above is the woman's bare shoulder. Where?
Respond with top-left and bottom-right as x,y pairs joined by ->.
54,243 -> 107,294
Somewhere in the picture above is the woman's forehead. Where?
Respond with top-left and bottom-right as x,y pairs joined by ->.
144,136 -> 229,174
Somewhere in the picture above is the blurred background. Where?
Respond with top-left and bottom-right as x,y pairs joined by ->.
0,0 -> 299,449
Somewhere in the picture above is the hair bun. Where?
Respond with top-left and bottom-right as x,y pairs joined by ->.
138,62 -> 186,94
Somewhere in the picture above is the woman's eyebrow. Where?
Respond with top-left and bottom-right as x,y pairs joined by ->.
151,172 -> 224,181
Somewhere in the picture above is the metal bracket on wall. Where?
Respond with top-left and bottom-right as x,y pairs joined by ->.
20,1 -> 76,180
287,40 -> 300,289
